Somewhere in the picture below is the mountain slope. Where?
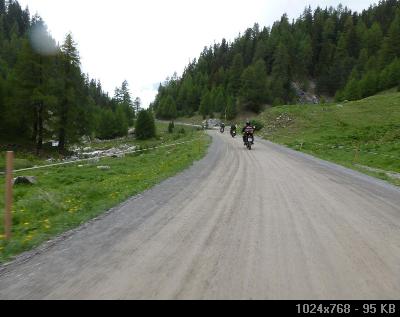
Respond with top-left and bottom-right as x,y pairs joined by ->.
259,91 -> 400,185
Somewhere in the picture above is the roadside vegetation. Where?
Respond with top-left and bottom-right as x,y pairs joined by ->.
258,91 -> 400,186
0,1 -> 141,154
0,123 -> 209,263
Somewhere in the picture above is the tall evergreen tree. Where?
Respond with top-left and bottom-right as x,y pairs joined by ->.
366,22 -> 383,56
199,89 -> 211,119
383,10 -> 400,62
225,95 -> 237,120
228,53 -> 244,96
133,97 -> 141,115
114,80 -> 134,125
57,33 -> 82,153
135,110 -> 156,140
240,59 -> 267,113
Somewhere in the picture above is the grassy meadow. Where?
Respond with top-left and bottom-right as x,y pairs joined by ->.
259,91 -> 400,186
0,123 -> 210,263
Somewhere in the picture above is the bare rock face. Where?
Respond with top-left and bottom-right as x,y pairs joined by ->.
292,82 -> 320,104
13,176 -> 37,185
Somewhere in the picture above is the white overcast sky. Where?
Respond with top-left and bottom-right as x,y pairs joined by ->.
19,0 -> 377,107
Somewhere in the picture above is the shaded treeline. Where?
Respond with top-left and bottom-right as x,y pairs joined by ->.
0,0 -> 136,154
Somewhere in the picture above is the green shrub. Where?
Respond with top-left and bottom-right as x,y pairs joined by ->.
273,98 -> 284,106
250,119 -> 264,131
178,128 -> 186,134
135,110 -> 156,140
168,122 -> 175,134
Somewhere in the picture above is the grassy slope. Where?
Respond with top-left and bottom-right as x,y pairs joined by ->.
258,92 -> 400,186
0,124 -> 210,263
0,122 -> 199,170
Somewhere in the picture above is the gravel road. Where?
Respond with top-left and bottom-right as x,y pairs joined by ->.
1,131 -> 399,299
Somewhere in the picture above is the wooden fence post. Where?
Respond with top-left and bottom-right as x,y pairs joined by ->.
4,151 -> 13,240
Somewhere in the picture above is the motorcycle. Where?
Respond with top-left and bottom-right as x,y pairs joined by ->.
220,126 -> 225,133
244,133 -> 254,150
230,130 -> 237,138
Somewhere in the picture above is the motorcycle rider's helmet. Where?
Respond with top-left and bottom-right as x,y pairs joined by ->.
246,120 -> 251,126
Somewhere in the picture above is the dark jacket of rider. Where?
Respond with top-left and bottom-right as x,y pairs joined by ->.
242,124 -> 255,134
242,123 -> 255,144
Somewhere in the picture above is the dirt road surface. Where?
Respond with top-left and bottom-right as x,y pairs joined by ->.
1,131 -> 399,299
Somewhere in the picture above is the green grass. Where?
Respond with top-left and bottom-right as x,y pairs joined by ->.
0,122 -> 199,171
0,126 -> 210,263
258,92 -> 400,186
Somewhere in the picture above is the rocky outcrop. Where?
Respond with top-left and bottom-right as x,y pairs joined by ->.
292,82 -> 319,104
13,176 -> 37,185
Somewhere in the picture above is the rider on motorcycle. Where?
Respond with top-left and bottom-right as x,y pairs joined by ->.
242,120 -> 255,145
230,123 -> 237,135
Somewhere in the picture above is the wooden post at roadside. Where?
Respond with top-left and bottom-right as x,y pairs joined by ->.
4,151 -> 13,240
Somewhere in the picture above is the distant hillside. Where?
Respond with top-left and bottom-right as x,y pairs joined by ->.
152,0 -> 400,120
258,91 -> 400,186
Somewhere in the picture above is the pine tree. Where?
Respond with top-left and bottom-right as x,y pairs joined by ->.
252,38 -> 268,63
165,95 -> 177,119
0,1 -> 129,150
214,86 -> 225,114
199,90 -> 211,119
151,1 -> 400,112
329,33 -> 353,94
359,71 -> 379,98
97,109 -> 115,139
11,17 -> 57,154
240,59 -> 267,113
114,80 -> 134,125
293,33 -> 312,82
270,42 -> 291,102
225,95 -> 237,120
228,53 -> 244,96
133,97 -> 141,116
57,33 -> 82,153
366,22 -> 383,56
135,110 -> 156,140
386,11 -> 400,60
115,105 -> 128,137
343,77 -> 361,101
379,58 -> 400,90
